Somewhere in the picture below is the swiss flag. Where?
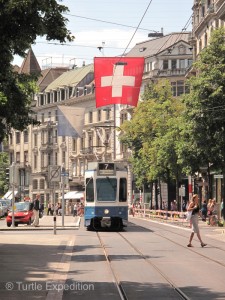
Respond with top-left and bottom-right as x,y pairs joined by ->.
94,57 -> 144,108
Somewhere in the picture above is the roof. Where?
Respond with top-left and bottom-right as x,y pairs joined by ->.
126,32 -> 191,58
45,64 -> 94,92
37,67 -> 69,92
19,48 -> 41,74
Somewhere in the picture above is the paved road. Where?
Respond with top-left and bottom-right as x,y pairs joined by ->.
0,215 -> 224,300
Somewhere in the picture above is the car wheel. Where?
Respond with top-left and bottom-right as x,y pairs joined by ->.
27,218 -> 32,225
15,223 -> 18,227
7,223 -> 11,227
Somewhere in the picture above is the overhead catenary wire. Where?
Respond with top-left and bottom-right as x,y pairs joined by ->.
64,13 -> 159,33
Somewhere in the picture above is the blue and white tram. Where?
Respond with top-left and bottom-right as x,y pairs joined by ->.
84,162 -> 128,231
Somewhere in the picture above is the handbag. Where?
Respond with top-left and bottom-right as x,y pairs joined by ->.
186,210 -> 192,221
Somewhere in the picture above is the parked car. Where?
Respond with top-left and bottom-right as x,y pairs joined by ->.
6,201 -> 34,227
0,199 -> 12,216
0,202 -> 7,218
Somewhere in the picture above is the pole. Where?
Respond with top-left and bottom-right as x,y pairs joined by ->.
61,168 -> 65,228
11,163 -> 15,227
53,182 -> 56,235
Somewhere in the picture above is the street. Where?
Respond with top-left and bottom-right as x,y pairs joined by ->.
0,215 -> 224,299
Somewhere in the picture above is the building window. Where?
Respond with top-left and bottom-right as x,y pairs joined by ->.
171,60 -> 177,70
88,134 -> 93,148
16,132 -> 20,144
40,179 -> 45,189
179,59 -> 185,69
16,152 -> 20,163
40,94 -> 44,106
41,154 -> 45,168
121,113 -> 127,124
24,151 -> 28,163
24,130 -> 28,143
89,111 -> 93,123
34,155 -> 37,169
48,111 -> 51,122
72,162 -> 77,177
72,139 -> 77,152
33,179 -> 38,190
33,134 -> 37,147
55,152 -> 58,165
62,151 -> 66,164
163,60 -> 168,70
98,110 -> 101,122
80,161 -> 84,176
48,153 -> 51,166
55,110 -> 58,122
106,109 -> 110,120
171,81 -> 189,97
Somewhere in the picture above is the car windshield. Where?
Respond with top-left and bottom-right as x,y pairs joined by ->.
0,200 -> 11,207
14,202 -> 30,212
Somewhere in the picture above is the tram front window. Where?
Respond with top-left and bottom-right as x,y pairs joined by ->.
86,178 -> 94,202
96,178 -> 117,201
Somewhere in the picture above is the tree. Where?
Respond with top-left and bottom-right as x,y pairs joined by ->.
0,153 -> 10,195
182,27 -> 225,218
120,80 -> 185,209
0,0 -> 74,142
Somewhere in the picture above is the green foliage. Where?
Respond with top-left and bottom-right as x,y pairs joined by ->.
0,152 -> 9,195
120,79 -> 185,188
0,0 -> 74,142
182,27 -> 225,173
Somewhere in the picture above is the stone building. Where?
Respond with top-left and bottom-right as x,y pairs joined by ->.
7,32 -> 193,206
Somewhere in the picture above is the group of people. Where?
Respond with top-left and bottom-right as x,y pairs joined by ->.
47,202 -> 63,216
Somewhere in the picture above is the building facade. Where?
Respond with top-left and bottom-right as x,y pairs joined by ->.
7,33 -> 193,207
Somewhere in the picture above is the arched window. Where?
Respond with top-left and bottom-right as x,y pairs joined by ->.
33,179 -> 38,190
40,179 -> 45,189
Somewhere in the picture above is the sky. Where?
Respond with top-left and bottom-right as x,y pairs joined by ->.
13,0 -> 193,69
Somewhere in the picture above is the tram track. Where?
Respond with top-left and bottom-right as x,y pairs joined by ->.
96,230 -> 190,300
131,220 -> 225,269
97,231 -> 128,300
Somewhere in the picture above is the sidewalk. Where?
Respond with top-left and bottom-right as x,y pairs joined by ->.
0,215 -> 81,231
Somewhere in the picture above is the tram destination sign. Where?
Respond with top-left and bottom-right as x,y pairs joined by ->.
98,163 -> 116,176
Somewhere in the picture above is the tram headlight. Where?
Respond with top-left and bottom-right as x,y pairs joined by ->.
104,209 -> 109,215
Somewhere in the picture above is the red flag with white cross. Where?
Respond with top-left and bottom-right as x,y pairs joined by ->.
94,57 -> 144,108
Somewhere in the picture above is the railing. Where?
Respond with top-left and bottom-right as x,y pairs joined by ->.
130,208 -> 190,227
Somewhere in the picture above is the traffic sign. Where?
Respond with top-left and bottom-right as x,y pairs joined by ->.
48,166 -> 61,182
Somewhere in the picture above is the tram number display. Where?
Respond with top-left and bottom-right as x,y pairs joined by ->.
98,163 -> 116,176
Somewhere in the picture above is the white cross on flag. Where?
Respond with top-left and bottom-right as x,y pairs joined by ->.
94,57 -> 144,108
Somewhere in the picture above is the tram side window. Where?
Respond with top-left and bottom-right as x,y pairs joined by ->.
119,178 -> 127,202
86,178 -> 94,202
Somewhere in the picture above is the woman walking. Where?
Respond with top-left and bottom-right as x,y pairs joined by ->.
187,194 -> 207,248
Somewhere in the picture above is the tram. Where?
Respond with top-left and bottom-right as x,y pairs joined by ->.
84,162 -> 128,231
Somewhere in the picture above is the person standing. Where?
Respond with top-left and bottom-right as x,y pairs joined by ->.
32,194 -> 40,227
47,202 -> 51,216
187,194 -> 207,248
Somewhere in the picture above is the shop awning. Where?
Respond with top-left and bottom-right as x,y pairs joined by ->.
64,191 -> 84,200
3,191 -> 18,199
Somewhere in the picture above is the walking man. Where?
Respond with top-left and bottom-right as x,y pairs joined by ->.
32,194 -> 40,227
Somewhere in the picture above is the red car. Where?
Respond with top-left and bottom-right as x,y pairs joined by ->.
6,201 -> 34,227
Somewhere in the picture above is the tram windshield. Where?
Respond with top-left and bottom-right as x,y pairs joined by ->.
96,178 -> 117,201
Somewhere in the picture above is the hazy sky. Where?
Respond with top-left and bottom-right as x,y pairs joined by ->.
13,0 -> 193,68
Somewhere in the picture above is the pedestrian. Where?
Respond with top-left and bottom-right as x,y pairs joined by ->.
73,203 -> 78,217
201,200 -> 207,221
187,194 -> 207,248
32,194 -> 40,227
47,202 -> 51,215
